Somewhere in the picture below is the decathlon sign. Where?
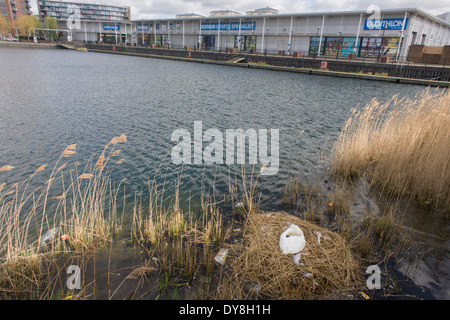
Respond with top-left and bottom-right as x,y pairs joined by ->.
364,18 -> 408,30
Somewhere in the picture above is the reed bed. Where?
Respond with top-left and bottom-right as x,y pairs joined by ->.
123,161 -> 269,299
1,131 -> 370,300
230,211 -> 360,299
331,89 -> 450,213
130,177 -> 232,286
0,135 -> 127,298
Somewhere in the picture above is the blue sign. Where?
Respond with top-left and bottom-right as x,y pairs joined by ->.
103,24 -> 120,31
137,24 -> 149,31
364,18 -> 408,30
200,22 -> 256,31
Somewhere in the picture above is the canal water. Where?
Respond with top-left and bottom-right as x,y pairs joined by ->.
0,47 -> 448,299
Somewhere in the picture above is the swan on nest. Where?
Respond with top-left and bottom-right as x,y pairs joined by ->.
279,224 -> 306,254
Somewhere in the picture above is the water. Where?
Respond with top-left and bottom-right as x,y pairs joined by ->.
0,47 -> 422,202
0,47 -> 448,299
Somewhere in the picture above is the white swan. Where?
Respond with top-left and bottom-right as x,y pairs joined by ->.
279,224 -> 306,254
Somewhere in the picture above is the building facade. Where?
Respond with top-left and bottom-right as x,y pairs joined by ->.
176,13 -> 205,19
37,0 -> 130,22
0,0 -> 32,22
63,7 -> 450,60
246,7 -> 279,16
209,10 -> 241,17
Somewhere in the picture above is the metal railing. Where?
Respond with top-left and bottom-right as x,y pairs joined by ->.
105,41 -> 450,68
78,42 -> 450,81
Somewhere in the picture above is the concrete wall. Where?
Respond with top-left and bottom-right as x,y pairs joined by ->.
85,44 -> 450,82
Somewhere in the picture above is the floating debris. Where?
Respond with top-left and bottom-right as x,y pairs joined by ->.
292,252 -> 308,266
0,165 -> 15,172
39,227 -> 60,246
314,231 -> 323,244
198,275 -> 210,284
359,291 -> 370,300
248,282 -> 261,292
214,248 -> 229,265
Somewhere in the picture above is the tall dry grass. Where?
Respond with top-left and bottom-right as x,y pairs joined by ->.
130,171 -> 231,286
331,89 -> 450,213
0,135 -> 127,298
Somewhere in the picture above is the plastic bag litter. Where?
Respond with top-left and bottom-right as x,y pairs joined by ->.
292,252 -> 308,266
39,227 -> 60,246
314,231 -> 330,244
314,231 -> 323,244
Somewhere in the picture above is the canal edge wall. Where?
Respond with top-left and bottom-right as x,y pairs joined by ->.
0,41 -> 61,49
83,46 -> 450,87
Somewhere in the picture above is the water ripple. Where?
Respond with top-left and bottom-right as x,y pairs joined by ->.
0,47 -> 424,208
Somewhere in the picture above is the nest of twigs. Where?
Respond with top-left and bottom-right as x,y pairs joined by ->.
231,211 -> 360,299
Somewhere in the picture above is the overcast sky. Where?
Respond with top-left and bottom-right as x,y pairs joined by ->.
31,0 -> 450,20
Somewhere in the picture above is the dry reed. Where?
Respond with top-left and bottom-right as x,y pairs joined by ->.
0,135 -> 128,298
331,89 -> 450,212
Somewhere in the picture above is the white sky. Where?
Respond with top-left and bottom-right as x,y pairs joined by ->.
31,0 -> 450,20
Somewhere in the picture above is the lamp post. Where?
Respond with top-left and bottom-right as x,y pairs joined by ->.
288,15 -> 293,55
288,30 -> 293,55
315,27 -> 321,57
